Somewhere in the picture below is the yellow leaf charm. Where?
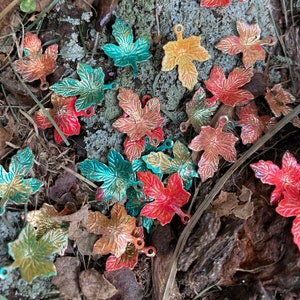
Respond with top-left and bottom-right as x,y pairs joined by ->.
161,24 -> 210,91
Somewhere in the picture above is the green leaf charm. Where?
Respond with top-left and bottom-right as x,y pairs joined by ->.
143,141 -> 198,189
0,148 -> 42,215
102,19 -> 151,76
78,150 -> 141,202
0,224 -> 68,283
50,63 -> 117,112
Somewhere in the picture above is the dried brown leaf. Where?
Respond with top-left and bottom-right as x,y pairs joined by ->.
79,268 -> 117,300
0,114 -> 14,150
52,257 -> 81,300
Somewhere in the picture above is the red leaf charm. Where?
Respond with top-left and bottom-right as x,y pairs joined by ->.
124,137 -> 146,162
137,172 -> 191,226
35,94 -> 94,144
205,65 -> 254,107
236,102 -> 276,144
250,151 -> 300,205
291,216 -> 300,251
84,203 -> 144,257
188,116 -> 238,182
106,226 -> 156,271
200,0 -> 245,7
14,32 -> 58,90
215,20 -> 276,68
112,88 -> 164,146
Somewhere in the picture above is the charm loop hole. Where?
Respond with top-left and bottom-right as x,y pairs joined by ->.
174,24 -> 184,34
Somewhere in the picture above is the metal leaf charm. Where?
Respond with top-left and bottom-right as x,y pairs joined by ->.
106,226 -> 155,271
35,94 -> 94,144
102,18 -> 151,76
112,88 -> 164,148
162,24 -> 210,91
143,140 -> 198,189
204,65 -> 254,107
14,32 -> 58,90
0,148 -> 42,215
78,150 -> 140,202
0,224 -> 68,283
189,116 -> 238,182
216,20 -> 276,68
84,203 -> 144,257
180,87 -> 218,133
50,62 -> 117,112
137,172 -> 191,225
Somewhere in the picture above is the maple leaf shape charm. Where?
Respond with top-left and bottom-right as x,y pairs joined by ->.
200,0 -> 245,7
180,87 -> 219,133
35,94 -> 94,144
14,32 -> 58,90
276,191 -> 300,250
84,203 -> 144,257
205,65 -> 254,107
250,151 -> 300,205
78,150 -> 140,202
112,88 -> 164,146
143,140 -> 199,189
188,116 -> 238,182
0,148 -> 42,215
162,24 -> 210,91
106,226 -> 156,271
102,18 -> 151,76
50,63 -> 117,112
0,224 -> 67,283
265,84 -> 296,117
236,102 -> 276,144
137,172 -> 191,226
215,20 -> 276,68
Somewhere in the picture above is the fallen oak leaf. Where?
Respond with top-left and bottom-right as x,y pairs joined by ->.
250,151 -> 300,205
137,172 -> 191,225
162,24 -> 210,91
204,65 -> 254,107
84,203 -> 144,257
215,20 -> 276,68
188,116 -> 238,182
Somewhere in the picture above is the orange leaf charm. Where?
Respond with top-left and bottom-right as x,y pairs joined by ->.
84,203 -> 144,258
205,65 -> 254,107
215,20 -> 276,68
14,32 -> 58,90
188,116 -> 238,182
161,24 -> 210,91
265,84 -> 296,117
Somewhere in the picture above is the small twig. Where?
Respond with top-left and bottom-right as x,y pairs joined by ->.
161,103 -> 300,300
0,0 -> 19,22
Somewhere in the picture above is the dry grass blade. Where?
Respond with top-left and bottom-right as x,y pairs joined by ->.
161,103 -> 300,300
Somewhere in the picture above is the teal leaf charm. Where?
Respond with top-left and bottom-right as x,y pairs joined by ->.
143,140 -> 198,189
50,62 -> 117,112
180,87 -> 219,133
0,148 -> 42,215
78,150 -> 141,202
102,19 -> 151,76
0,224 -> 68,283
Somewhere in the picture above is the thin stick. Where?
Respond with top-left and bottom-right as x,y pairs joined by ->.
161,103 -> 300,300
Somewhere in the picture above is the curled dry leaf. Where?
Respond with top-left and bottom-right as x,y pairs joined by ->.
205,65 -> 254,107
250,151 -> 300,205
14,32 -> 58,90
236,101 -> 276,144
79,268 -> 117,300
95,0 -> 120,32
52,257 -> 81,300
162,24 -> 210,91
215,20 -> 276,68
0,113 -> 14,150
137,172 -> 191,225
188,116 -> 238,182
